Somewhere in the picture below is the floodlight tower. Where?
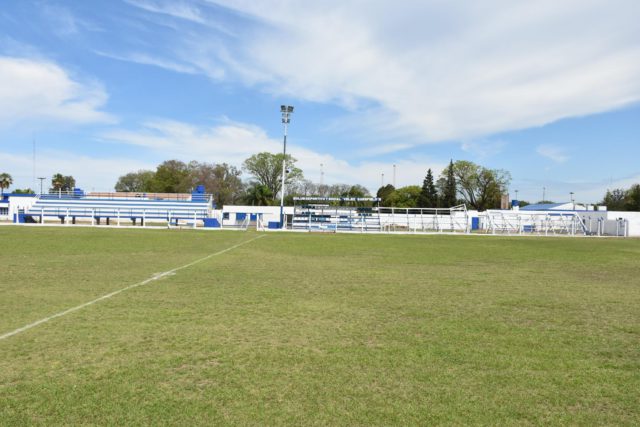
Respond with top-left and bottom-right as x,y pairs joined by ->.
279,105 -> 294,228
37,177 -> 46,195
515,189 -> 519,201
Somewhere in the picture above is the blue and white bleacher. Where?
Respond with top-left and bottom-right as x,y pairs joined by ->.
25,190 -> 212,226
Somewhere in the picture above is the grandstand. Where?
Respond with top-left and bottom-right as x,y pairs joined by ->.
379,205 -> 469,232
16,186 -> 214,228
291,198 -> 470,233
479,209 -> 629,236
292,197 -> 382,232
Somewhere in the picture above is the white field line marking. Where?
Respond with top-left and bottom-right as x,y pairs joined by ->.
0,234 -> 266,341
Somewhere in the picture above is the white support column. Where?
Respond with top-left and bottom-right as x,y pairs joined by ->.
117,209 -> 120,227
143,210 -> 146,227
92,209 -> 95,226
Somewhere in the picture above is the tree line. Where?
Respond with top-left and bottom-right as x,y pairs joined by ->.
112,153 -> 371,207
375,160 -> 511,210
2,158 -> 637,212
601,184 -> 640,211
112,154 -> 513,210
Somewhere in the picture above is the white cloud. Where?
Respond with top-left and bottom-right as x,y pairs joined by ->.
125,0 -> 205,23
0,151 -> 155,192
461,140 -> 506,160
177,0 -> 640,146
101,118 -> 443,193
0,56 -> 113,127
536,144 -> 569,163
93,50 -> 198,74
40,4 -> 102,37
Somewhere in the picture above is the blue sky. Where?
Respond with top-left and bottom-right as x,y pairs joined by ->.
1,0 -> 639,203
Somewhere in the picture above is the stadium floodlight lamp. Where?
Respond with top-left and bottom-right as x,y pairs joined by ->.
279,105 -> 294,228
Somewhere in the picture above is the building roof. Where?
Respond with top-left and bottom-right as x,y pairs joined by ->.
521,202 -> 576,211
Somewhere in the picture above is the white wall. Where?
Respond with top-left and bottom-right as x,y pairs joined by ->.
7,196 -> 39,219
608,211 -> 640,237
222,205 -> 294,225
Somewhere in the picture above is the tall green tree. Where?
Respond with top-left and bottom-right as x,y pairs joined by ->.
418,169 -> 438,208
439,160 -> 457,208
147,160 -> 191,193
602,189 -> 626,211
343,185 -> 370,198
51,173 -> 75,192
0,173 -> 12,196
115,170 -> 155,192
182,161 -> 243,206
242,152 -> 303,200
207,163 -> 243,207
624,184 -> 640,211
389,185 -> 422,208
243,182 -> 273,206
439,160 -> 510,211
376,184 -> 396,206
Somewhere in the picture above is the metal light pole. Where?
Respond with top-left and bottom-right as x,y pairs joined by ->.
542,186 -> 546,202
280,105 -> 294,228
515,189 -> 519,201
37,177 -> 47,195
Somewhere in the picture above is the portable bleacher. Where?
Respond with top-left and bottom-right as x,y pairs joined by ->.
292,197 -> 382,232
25,187 -> 214,227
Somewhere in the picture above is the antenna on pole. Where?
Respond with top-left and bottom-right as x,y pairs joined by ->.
33,136 -> 36,190
320,163 -> 324,186
393,164 -> 396,187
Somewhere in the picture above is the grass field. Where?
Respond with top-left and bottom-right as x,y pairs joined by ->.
1,227 -> 639,425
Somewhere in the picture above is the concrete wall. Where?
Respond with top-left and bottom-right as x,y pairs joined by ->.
608,211 -> 640,237
221,205 -> 294,225
7,196 -> 38,220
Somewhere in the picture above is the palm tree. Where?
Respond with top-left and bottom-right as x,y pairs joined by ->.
51,173 -> 65,191
244,183 -> 273,206
0,173 -> 13,196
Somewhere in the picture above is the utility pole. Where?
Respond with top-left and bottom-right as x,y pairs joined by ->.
393,164 -> 396,188
33,138 -> 36,190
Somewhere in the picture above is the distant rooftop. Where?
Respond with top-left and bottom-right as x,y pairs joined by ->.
521,202 -> 585,211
